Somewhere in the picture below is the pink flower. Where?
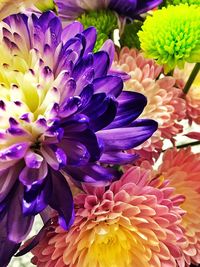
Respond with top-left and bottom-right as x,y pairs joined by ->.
113,47 -> 186,162
158,148 -> 200,266
174,63 -> 200,125
31,167 -> 185,267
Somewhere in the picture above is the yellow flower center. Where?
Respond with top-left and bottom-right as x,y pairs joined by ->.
0,37 -> 59,150
72,222 -> 152,267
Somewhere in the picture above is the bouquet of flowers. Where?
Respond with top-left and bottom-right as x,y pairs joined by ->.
0,1 -> 200,266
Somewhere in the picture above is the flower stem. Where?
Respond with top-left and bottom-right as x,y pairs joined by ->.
183,63 -> 200,94
176,141 -> 200,149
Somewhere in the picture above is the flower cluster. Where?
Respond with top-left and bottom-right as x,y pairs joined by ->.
113,47 -> 186,161
0,11 -> 157,266
0,1 -> 200,267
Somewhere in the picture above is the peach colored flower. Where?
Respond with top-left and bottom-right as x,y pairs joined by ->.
113,47 -> 186,162
158,148 -> 200,266
31,167 -> 185,267
174,63 -> 200,125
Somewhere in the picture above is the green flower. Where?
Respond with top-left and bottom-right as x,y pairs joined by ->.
35,0 -> 56,12
78,9 -> 118,36
138,4 -> 200,72
78,10 -> 118,51
165,0 -> 200,5
120,21 -> 142,50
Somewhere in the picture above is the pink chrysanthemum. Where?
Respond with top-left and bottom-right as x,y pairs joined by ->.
174,63 -> 200,125
31,167 -> 185,267
113,47 -> 186,162
158,148 -> 200,266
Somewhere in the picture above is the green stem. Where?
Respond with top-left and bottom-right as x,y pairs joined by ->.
183,63 -> 200,94
176,141 -> 200,149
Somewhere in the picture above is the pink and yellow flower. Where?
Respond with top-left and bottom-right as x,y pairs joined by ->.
113,47 -> 186,162
158,148 -> 200,266
31,167 -> 185,267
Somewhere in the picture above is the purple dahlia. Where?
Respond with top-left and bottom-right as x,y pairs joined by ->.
55,0 -> 163,23
0,11 -> 157,265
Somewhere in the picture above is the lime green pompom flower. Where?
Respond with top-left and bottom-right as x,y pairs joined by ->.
138,4 -> 200,72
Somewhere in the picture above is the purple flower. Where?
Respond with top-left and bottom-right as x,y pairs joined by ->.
0,11 -> 157,265
55,0 -> 162,23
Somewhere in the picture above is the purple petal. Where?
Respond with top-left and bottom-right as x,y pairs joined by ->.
82,27 -> 97,55
7,185 -> 33,243
72,54 -> 94,94
100,39 -> 115,68
61,21 -> 84,43
106,91 -> 147,129
83,95 -> 118,131
63,128 -> 102,162
0,166 -> 19,202
15,218 -> 54,257
99,152 -> 139,164
97,119 -> 158,151
24,151 -> 43,169
48,170 -> 74,230
19,160 -> 48,186
22,175 -> 52,216
61,114 -> 90,133
0,217 -> 20,266
41,145 -> 67,170
65,163 -> 118,185
93,51 -> 110,78
93,75 -> 123,97
0,143 -> 29,161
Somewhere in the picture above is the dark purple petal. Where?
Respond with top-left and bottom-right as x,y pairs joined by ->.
82,27 -> 97,55
85,96 -> 118,132
22,174 -> 52,216
7,185 -> 33,243
93,75 -> 123,97
48,170 -> 74,230
97,119 -> 158,151
63,128 -> 102,162
65,163 -> 118,185
135,0 -> 163,15
99,151 -> 139,164
72,54 -> 94,94
15,218 -> 55,257
59,139 -> 90,165
0,238 -> 20,267
61,114 -> 90,133
59,96 -> 81,117
93,51 -> 110,78
0,217 -> 20,266
108,0 -> 162,18
106,91 -> 147,129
